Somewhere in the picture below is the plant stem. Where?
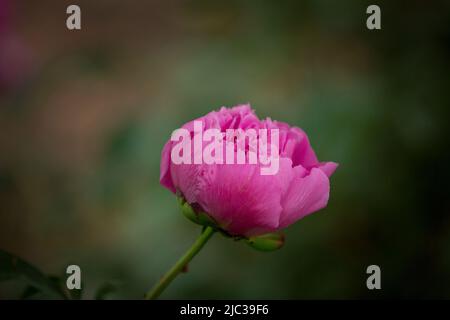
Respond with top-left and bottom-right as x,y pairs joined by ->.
145,226 -> 215,299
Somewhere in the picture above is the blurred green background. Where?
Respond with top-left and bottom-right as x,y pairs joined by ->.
1,0 -> 450,299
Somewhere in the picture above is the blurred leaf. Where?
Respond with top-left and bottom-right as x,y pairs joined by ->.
20,285 -> 39,299
48,275 -> 83,300
68,287 -> 83,300
94,282 -> 118,300
0,250 -> 67,299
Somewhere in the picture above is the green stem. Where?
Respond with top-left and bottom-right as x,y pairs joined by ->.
145,226 -> 215,300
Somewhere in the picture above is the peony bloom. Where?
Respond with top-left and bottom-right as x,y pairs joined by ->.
160,104 -> 337,238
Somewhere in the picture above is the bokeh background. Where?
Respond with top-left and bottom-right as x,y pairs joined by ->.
1,0 -> 450,299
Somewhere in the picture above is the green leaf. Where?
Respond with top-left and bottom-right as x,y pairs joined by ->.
245,233 -> 285,252
0,250 -> 67,299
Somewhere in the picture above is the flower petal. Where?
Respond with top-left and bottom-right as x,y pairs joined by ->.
195,158 -> 293,237
279,167 -> 330,229
318,161 -> 339,178
160,141 -> 176,193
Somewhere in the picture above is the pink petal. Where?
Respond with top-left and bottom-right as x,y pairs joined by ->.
262,119 -> 320,169
289,127 -> 320,169
279,167 -> 330,229
160,141 -> 176,193
170,162 -> 205,204
195,158 -> 294,237
318,161 -> 339,178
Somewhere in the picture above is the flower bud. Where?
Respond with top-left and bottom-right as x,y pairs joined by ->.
245,233 -> 285,251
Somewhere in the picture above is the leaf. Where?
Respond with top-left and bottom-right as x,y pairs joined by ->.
0,250 -> 67,299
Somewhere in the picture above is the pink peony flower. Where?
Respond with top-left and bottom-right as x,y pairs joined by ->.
160,104 -> 337,238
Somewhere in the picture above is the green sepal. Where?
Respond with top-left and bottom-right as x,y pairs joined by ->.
177,196 -> 217,228
245,233 -> 285,252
